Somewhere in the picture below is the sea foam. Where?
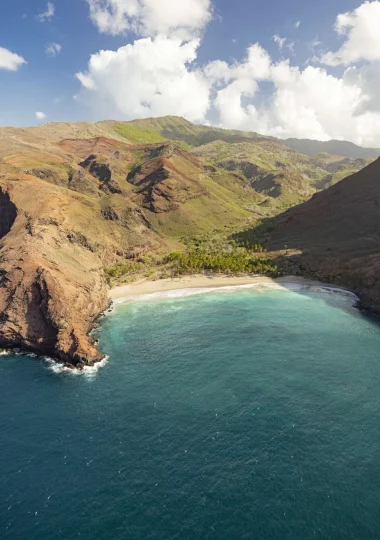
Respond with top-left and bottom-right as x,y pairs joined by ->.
114,282 -> 358,305
44,356 -> 109,378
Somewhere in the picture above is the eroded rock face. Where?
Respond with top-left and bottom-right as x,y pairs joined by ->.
0,189 -> 17,239
0,183 -> 108,366
79,154 -> 124,195
217,159 -> 262,181
126,143 -> 208,213
80,154 -> 112,183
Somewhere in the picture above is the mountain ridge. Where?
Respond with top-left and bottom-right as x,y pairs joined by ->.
0,116 -> 378,365
284,137 -> 380,160
3,115 -> 378,159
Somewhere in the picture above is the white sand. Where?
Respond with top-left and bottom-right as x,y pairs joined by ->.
110,274 -> 355,304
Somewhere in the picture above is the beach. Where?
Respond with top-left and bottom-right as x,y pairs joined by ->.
109,274 -> 354,304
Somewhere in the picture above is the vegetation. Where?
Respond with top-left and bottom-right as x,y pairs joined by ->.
121,116 -> 264,148
114,123 -> 166,145
105,237 -> 279,285
115,118 -> 372,201
165,248 -> 278,276
231,218 -> 276,246
105,261 -> 147,280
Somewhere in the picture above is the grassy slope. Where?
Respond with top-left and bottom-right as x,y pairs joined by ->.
1,116 -> 372,244
110,118 -> 371,200
114,116 -> 266,148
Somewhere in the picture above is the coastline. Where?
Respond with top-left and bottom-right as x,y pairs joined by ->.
109,274 -> 357,304
0,274 -> 357,373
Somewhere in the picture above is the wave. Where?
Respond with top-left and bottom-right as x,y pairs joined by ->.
0,349 -> 38,358
44,356 -> 109,378
114,282 -> 358,305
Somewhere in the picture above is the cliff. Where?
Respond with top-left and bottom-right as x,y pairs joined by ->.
266,158 -> 380,314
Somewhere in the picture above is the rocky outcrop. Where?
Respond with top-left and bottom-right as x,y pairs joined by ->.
217,159 -> 262,181
126,143 -> 208,213
0,189 -> 17,239
80,154 -> 112,183
0,181 -> 109,366
79,154 -> 125,195
0,166 -> 163,366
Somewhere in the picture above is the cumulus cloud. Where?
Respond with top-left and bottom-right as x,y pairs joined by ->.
76,37 -> 211,122
77,0 -> 380,146
36,111 -> 47,121
45,43 -> 62,57
37,2 -> 55,22
321,1 -> 380,66
0,47 -> 26,71
209,46 -> 380,146
86,0 -> 212,38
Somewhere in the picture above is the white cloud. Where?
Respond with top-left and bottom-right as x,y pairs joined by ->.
204,44 -> 271,84
77,0 -> 380,146
0,47 -> 26,71
295,20 -> 301,29
45,43 -> 62,57
273,35 -> 286,50
273,35 -> 294,53
321,1 -> 380,66
208,46 -> 380,146
36,111 -> 47,121
86,0 -> 212,39
37,2 -> 55,22
76,36 -> 211,122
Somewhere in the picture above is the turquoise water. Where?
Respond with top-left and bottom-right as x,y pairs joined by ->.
1,288 -> 380,539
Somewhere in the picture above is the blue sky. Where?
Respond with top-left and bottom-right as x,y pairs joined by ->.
1,0 -> 380,146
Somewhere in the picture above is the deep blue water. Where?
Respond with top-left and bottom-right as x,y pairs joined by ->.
1,288 -> 380,540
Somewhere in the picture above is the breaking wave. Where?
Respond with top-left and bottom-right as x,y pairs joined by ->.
44,356 -> 109,378
113,282 -> 358,305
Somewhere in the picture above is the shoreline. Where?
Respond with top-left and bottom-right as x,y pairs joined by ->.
0,274 -> 357,374
109,274 -> 358,304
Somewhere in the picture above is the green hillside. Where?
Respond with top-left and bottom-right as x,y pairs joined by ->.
112,116 -> 268,148
105,117 -> 372,203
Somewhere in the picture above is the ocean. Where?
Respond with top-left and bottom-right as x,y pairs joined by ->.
1,286 -> 380,539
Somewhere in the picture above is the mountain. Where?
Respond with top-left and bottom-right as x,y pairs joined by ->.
263,158 -> 380,314
284,138 -> 380,160
193,140 -> 363,208
111,116 -> 380,160
112,116 -> 266,147
0,127 -> 267,365
0,116 -> 377,365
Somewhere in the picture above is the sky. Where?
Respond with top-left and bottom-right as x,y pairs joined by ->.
1,0 -> 380,146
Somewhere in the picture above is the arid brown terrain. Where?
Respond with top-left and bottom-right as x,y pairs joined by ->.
0,116 -> 378,365
266,158 -> 380,314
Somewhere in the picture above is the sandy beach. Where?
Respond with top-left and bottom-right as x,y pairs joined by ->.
109,274 -> 354,304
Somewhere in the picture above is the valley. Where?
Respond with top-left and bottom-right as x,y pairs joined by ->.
0,116 -> 378,365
